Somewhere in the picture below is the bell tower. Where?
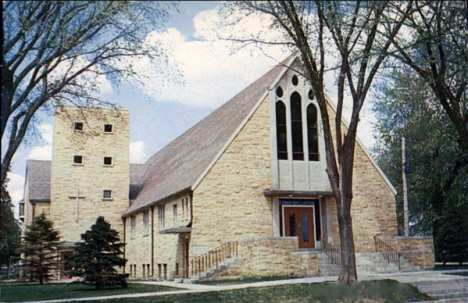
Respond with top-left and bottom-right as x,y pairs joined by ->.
50,106 -> 130,242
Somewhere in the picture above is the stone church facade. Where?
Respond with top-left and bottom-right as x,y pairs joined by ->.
20,55 -> 434,281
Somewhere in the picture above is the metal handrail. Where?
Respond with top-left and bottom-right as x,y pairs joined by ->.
190,241 -> 239,278
374,235 -> 400,270
321,239 -> 341,267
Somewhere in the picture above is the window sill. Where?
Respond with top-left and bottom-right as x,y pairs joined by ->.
143,233 -> 149,237
103,164 -> 114,167
73,163 -> 84,166
102,198 -> 113,201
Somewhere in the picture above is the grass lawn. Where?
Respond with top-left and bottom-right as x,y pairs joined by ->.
0,282 -> 178,302
94,280 -> 431,303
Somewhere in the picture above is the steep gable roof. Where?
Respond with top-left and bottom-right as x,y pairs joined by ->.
124,55 -> 296,216
24,161 -> 147,202
26,160 -> 51,202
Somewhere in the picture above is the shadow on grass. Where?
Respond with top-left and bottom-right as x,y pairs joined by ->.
96,280 -> 432,303
0,282 -> 177,302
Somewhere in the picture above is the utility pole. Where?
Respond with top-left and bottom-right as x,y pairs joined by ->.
402,137 -> 409,237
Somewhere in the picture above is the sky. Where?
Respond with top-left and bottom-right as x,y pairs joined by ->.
5,1 -> 378,216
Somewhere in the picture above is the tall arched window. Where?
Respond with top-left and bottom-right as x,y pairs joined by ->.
276,101 -> 288,160
290,92 -> 304,160
307,104 -> 319,161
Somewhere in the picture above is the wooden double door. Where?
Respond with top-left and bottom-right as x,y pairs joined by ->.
284,207 -> 315,249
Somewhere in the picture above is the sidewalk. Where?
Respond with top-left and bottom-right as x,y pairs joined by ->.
8,271 -> 468,303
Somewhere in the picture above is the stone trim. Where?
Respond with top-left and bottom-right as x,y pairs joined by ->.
263,189 -> 333,197
159,227 -> 191,234
123,187 -> 191,217
192,55 -> 297,192
30,199 -> 50,203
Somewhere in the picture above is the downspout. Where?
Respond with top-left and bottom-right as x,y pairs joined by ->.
188,191 -> 193,278
123,217 -> 126,275
151,205 -> 154,277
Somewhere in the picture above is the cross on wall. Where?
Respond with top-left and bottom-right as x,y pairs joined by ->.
69,188 -> 86,222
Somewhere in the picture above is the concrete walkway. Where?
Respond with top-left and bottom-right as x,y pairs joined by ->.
7,271 -> 468,303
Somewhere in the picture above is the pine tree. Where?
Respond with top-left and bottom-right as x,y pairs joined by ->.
69,216 -> 127,289
21,213 -> 61,284
1,183 -> 21,270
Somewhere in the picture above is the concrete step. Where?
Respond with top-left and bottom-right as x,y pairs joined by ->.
415,279 -> 468,301
194,257 -> 240,281
318,253 -> 341,276
432,291 -> 468,300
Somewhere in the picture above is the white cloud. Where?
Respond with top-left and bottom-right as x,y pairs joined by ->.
123,6 -> 287,109
130,141 -> 146,163
28,145 -> 52,160
6,172 -> 25,216
27,123 -> 53,160
38,124 -> 53,144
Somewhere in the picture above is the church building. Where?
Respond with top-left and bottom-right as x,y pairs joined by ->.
20,55 -> 434,281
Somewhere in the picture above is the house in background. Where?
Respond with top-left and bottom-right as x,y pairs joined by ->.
21,54 -> 434,281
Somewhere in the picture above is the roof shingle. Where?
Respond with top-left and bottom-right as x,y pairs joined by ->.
124,55 -> 294,215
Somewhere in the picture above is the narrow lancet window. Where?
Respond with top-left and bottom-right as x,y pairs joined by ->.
276,101 -> 288,160
290,92 -> 304,160
307,104 -> 319,161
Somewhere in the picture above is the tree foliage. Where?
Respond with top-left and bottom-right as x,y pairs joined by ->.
389,0 -> 468,153
0,184 -> 21,268
69,216 -> 127,289
230,1 -> 413,282
373,68 -> 468,262
21,213 -> 61,284
1,1 -> 176,185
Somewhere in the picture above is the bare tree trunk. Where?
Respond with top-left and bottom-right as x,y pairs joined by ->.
337,181 -> 357,283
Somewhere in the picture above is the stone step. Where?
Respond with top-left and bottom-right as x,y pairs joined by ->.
417,280 -> 468,294
432,291 -> 468,300
193,257 -> 240,281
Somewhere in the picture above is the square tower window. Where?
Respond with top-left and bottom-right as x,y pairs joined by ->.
103,157 -> 113,166
103,190 -> 112,199
74,122 -> 84,131
73,155 -> 83,165
104,124 -> 113,133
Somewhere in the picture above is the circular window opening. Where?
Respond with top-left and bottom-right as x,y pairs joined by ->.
308,89 -> 314,100
292,75 -> 299,86
276,86 -> 283,98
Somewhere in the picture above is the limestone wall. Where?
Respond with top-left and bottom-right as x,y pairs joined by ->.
191,96 -> 274,255
398,237 -> 435,269
125,211 -> 152,279
327,106 -> 398,252
124,193 -> 191,280
33,202 -> 51,218
216,237 -> 318,278
153,194 -> 191,280
50,107 -> 130,243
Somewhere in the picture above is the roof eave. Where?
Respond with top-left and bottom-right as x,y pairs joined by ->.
122,186 -> 192,218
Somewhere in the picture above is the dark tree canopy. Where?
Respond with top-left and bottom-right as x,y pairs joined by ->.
69,216 -> 127,289
1,1 -> 176,185
0,184 -> 21,268
21,213 -> 61,284
389,0 -> 468,153
373,69 -> 468,263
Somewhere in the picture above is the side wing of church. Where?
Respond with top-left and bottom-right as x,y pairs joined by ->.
20,55 -> 434,281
